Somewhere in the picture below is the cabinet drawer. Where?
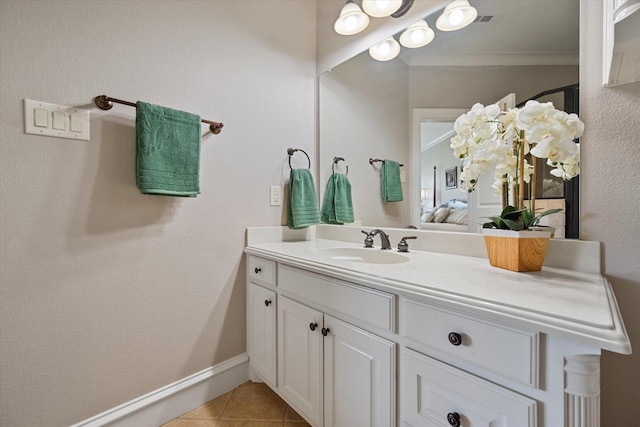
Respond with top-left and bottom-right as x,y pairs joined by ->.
278,265 -> 394,332
401,348 -> 536,427
248,255 -> 276,286
402,298 -> 538,386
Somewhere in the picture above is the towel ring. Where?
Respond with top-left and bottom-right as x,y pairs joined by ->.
332,157 -> 349,176
287,148 -> 311,169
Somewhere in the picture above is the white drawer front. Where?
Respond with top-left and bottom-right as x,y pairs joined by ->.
278,265 -> 394,332
403,298 -> 538,386
401,348 -> 537,427
248,255 -> 276,287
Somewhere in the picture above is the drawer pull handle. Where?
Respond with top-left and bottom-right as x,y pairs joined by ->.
448,332 -> 462,346
254,267 -> 262,274
322,327 -> 330,336
264,299 -> 272,307
447,412 -> 461,427
309,322 -> 318,331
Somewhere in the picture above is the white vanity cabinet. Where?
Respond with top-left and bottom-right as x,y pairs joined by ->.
246,228 -> 631,427
247,255 -> 396,427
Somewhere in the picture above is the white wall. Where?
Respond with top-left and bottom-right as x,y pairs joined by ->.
0,1 -> 316,426
580,1 -> 640,423
409,65 -> 579,108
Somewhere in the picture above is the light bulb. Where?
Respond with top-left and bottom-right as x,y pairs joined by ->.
435,0 -> 477,31
362,0 -> 403,18
334,1 -> 370,35
369,37 -> 401,61
399,20 -> 434,48
449,9 -> 464,26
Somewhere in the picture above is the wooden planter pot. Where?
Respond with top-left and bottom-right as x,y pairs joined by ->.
483,229 -> 552,272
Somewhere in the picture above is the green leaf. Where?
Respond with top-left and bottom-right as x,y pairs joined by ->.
503,218 -> 525,230
531,208 -> 563,226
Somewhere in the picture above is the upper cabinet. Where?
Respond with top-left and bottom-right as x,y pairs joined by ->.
603,0 -> 640,86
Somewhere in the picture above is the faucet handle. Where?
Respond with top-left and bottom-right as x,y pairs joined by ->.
398,236 -> 417,253
361,230 -> 374,248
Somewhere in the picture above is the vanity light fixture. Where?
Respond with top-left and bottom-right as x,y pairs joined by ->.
362,0 -> 403,18
369,36 -> 401,61
399,19 -> 435,48
435,0 -> 478,31
334,0 -> 370,36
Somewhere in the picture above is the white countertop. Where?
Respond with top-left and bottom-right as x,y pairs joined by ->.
245,227 -> 631,355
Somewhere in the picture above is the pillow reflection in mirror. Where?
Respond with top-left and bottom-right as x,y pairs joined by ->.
433,207 -> 451,223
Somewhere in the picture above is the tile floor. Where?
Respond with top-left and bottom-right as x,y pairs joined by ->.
162,381 -> 311,427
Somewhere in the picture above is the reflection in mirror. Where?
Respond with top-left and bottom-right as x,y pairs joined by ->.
319,0 -> 580,237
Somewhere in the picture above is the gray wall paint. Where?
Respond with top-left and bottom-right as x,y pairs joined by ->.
0,1 -> 315,425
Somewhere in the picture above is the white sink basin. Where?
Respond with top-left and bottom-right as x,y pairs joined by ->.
319,247 -> 409,264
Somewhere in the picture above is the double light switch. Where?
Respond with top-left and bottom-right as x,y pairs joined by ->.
24,99 -> 90,141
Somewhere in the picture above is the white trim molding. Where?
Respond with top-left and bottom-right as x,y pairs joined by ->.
565,354 -> 601,427
70,353 -> 249,427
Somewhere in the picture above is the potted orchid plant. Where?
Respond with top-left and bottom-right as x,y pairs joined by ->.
450,100 -> 584,271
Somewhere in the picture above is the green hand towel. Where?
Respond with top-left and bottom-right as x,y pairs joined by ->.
136,101 -> 201,196
321,173 -> 354,224
287,168 -> 321,229
381,160 -> 403,202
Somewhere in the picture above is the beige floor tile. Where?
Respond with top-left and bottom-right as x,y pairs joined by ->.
216,421 -> 283,427
284,406 -> 309,424
161,419 -> 218,426
220,381 -> 287,421
178,391 -> 232,420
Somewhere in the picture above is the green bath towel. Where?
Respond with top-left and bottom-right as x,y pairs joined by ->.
287,168 -> 321,229
381,160 -> 403,202
321,173 -> 354,224
136,101 -> 201,196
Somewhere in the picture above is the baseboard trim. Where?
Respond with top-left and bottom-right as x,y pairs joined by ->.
70,353 -> 249,427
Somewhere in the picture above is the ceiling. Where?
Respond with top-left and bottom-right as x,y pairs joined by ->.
398,0 -> 580,67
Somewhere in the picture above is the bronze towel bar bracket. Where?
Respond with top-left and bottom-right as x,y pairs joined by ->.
94,95 -> 224,134
287,148 -> 311,169
369,158 -> 404,167
332,156 -> 349,176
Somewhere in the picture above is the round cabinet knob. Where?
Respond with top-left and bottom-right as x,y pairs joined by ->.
264,299 -> 272,307
321,327 -> 330,336
447,412 -> 461,427
448,332 -> 462,346
309,322 -> 318,331
254,267 -> 262,274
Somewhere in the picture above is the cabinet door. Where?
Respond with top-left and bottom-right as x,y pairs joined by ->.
278,296 -> 323,427
247,283 -> 277,386
324,315 -> 396,427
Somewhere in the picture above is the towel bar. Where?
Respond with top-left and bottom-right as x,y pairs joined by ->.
287,148 -> 311,169
94,95 -> 224,134
369,158 -> 404,167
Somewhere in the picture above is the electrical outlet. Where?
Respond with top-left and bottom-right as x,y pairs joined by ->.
270,185 -> 282,206
400,168 -> 406,183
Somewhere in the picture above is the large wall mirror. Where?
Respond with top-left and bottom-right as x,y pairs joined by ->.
319,0 -> 581,238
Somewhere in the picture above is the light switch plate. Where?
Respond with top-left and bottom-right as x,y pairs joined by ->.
270,185 -> 282,206
24,99 -> 90,141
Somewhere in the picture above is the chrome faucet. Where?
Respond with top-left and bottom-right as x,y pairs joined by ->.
369,229 -> 392,250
